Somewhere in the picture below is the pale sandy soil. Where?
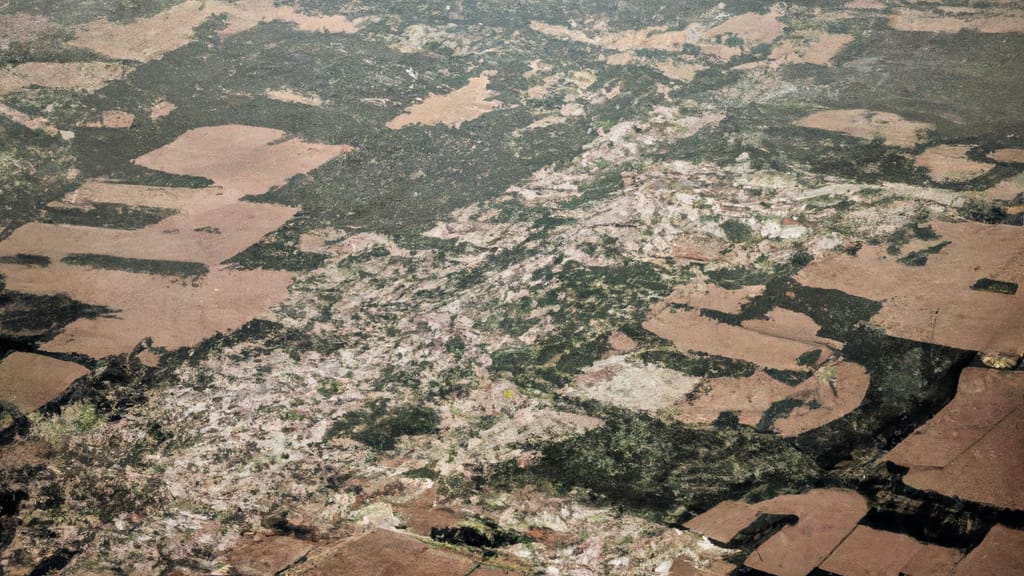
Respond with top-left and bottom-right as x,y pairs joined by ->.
0,61 -> 132,95
149,99 -> 177,120
686,489 -> 868,576
83,110 -> 135,129
266,88 -> 324,107
914,145 -> 993,183
988,148 -> 1024,164
654,59 -> 707,81
818,525 -> 963,576
984,173 -> 1024,202
886,368 -> 1024,511
954,525 -> 1024,576
133,125 -> 352,195
675,361 -> 868,437
55,180 -> 225,212
0,102 -> 59,136
768,32 -> 854,67
794,109 -> 933,148
702,6 -> 786,48
643,308 -> 824,371
570,356 -> 700,412
224,535 -> 314,576
889,8 -> 1024,34
70,0 -> 359,62
0,352 -> 88,413
796,220 -> 1024,356
0,125 -> 350,360
386,74 -> 501,129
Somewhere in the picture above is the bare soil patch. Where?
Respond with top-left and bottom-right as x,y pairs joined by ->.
984,173 -> 1024,202
914,145 -> 993,183
149,99 -> 177,120
794,109 -> 933,148
887,368 -> 1024,510
819,525 -> 963,576
0,13 -> 57,46
0,352 -> 88,414
133,125 -> 351,196
769,32 -> 854,67
70,0 -> 359,62
224,535 -> 314,576
988,148 -> 1024,164
796,221 -> 1024,356
266,88 -> 323,107
0,263 -> 297,358
686,489 -> 867,576
289,530 -> 503,576
387,74 -> 501,130
56,180 -> 223,212
663,283 -> 764,315
570,356 -> 700,413
643,307 -> 823,371
0,62 -> 132,95
889,8 -> 1024,34
392,487 -> 462,536
954,525 -> 1024,576
703,6 -> 786,48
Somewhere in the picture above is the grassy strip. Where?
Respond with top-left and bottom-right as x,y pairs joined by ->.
62,253 -> 208,277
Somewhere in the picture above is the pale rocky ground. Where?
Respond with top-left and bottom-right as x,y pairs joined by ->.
0,0 -> 1022,575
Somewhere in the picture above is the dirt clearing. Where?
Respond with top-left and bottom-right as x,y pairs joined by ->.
988,148 -> 1024,164
768,32 -> 854,67
133,125 -> 351,195
0,62 -> 132,95
0,352 -> 88,414
886,368 -> 1024,511
796,220 -> 1024,356
914,145 -> 993,183
70,0 -> 359,62
818,525 -> 963,576
266,88 -> 323,107
387,74 -> 501,129
686,489 -> 867,576
889,8 -> 1024,34
0,102 -> 59,136
794,109 -> 933,148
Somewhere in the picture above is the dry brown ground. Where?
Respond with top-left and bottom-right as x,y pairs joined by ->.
83,110 -> 135,129
643,307 -> 825,371
768,32 -> 854,67
794,109 -> 933,148
266,88 -> 323,107
225,535 -> 314,576
953,525 -> 1024,576
818,525 -> 963,576
0,62 -> 132,95
386,74 -> 501,129
796,221 -> 1024,356
886,368 -> 1024,511
288,530 -> 514,576
914,145 -> 993,183
685,489 -> 867,576
0,352 -> 88,414
0,125 -> 350,362
70,0 -> 358,62
149,99 -> 177,120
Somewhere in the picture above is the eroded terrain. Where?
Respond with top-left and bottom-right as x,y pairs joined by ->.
0,0 -> 1022,574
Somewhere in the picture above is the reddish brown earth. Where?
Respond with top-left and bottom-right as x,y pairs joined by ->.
225,535 -> 314,575
793,109 -> 933,148
392,487 -> 463,536
886,368 -> 1024,510
0,353 -> 88,414
818,525 -> 963,576
386,74 -> 501,129
953,525 -> 1024,576
643,308 -> 824,371
796,220 -> 1024,356
289,530 -> 515,576
685,489 -> 867,576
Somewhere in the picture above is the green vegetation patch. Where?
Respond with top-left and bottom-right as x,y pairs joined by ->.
62,253 -> 209,277
897,241 -> 951,267
0,254 -> 50,267
971,278 -> 1018,295
42,203 -> 176,230
323,399 -> 440,451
